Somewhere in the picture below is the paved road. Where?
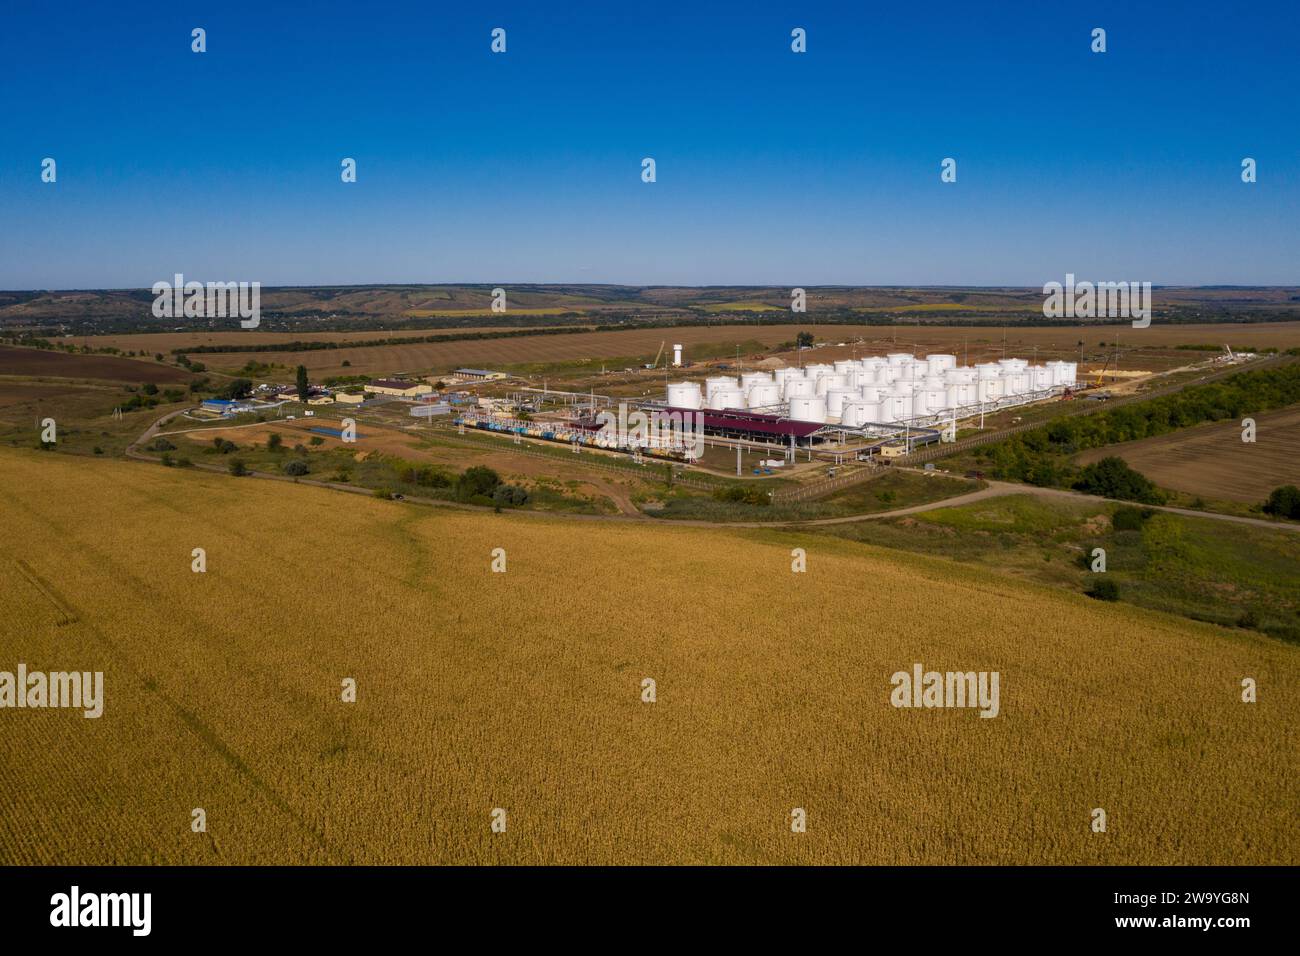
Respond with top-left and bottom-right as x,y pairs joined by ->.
126,409 -> 1300,534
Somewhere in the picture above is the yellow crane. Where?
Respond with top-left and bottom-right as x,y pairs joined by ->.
644,340 -> 666,369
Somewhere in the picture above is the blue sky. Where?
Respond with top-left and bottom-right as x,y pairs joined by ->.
1,0 -> 1297,288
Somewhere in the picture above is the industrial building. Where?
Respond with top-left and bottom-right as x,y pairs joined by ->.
453,368 -> 508,382
364,379 -> 434,398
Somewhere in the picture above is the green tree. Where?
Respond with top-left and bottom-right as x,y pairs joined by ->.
796,331 -> 815,349
218,378 -> 252,400
456,465 -> 501,500
1262,485 -> 1300,520
1072,457 -> 1164,504
296,365 -> 310,402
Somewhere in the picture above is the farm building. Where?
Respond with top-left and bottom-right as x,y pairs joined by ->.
200,398 -> 236,415
454,368 -> 508,382
410,403 -> 452,418
335,392 -> 365,404
307,394 -> 334,406
365,379 -> 434,398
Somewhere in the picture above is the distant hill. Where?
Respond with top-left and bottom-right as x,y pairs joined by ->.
4,285 -> 1300,336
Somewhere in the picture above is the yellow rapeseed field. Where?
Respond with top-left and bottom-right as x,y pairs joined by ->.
0,449 -> 1295,865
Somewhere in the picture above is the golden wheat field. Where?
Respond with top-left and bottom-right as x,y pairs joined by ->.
0,449 -> 1296,865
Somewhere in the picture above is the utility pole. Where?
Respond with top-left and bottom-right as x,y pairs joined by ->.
736,445 -> 741,476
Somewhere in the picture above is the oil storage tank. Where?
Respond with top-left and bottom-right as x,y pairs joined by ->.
746,383 -> 781,408
784,377 -> 817,400
666,381 -> 703,409
788,396 -> 827,423
825,387 -> 859,418
709,387 -> 747,410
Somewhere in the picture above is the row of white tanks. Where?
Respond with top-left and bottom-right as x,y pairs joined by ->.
665,355 -> 1078,424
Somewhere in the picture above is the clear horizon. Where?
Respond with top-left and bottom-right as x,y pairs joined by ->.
2,0 -> 1297,288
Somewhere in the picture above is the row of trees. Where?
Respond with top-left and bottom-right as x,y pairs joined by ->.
971,364 -> 1300,500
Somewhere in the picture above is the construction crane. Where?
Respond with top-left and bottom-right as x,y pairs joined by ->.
643,340 -> 666,370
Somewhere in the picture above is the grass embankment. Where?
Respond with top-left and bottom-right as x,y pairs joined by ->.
644,469 -> 976,522
817,494 -> 1300,643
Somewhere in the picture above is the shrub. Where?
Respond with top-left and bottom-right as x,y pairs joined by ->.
1073,457 -> 1165,504
283,459 -> 309,477
492,483 -> 530,507
92,446 -> 104,455
309,436 -> 325,446
457,465 -> 501,500
400,464 -> 453,488
712,485 -> 769,506
150,437 -> 176,452
227,459 -> 248,477
1111,505 -> 1151,532
1262,485 -> 1300,520
1086,578 -> 1121,601
267,433 -> 283,451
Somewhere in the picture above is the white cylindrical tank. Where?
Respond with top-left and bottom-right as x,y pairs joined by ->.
788,397 -> 827,423
944,367 -> 977,385
1006,371 -> 1031,395
773,367 -> 801,386
705,375 -> 738,398
783,377 -> 816,400
1030,366 -> 1053,390
833,360 -> 858,375
710,387 -> 747,409
741,372 -> 772,391
815,373 -> 848,396
874,365 -> 899,385
998,358 -> 1028,372
926,354 -> 957,376
746,383 -> 781,408
859,386 -> 886,405
889,392 -> 914,420
842,401 -> 884,427
977,377 -> 1004,402
804,363 -> 834,380
976,363 -> 1002,380
666,381 -> 703,409
886,352 -> 913,367
825,387 -> 859,417
918,386 -> 948,414
947,382 -> 977,407
1059,361 -> 1078,385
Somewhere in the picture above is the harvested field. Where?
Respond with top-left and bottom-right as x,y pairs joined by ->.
1,449 -> 1296,865
0,347 -> 191,384
177,322 -> 1300,379
73,327 -> 570,354
1075,404 -> 1300,503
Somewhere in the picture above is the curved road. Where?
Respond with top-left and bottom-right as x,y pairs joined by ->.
126,408 -> 1300,534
